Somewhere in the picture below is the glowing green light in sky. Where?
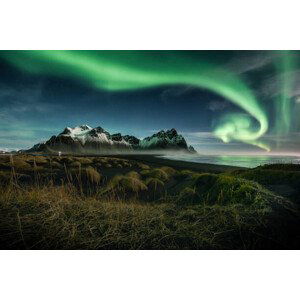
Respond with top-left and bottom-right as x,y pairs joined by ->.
1,50 -> 269,150
275,51 -> 295,137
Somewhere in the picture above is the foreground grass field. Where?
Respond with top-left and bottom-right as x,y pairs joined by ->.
0,154 -> 299,249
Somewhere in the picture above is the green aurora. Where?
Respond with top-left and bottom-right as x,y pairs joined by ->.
1,50 -> 298,151
275,51 -> 295,135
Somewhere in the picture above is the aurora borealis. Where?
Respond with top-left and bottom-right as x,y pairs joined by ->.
0,50 -> 299,153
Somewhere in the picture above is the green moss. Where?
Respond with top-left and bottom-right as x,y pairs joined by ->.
257,163 -> 300,171
231,168 -> 300,189
175,173 -> 277,206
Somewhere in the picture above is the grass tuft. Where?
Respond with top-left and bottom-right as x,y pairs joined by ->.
85,167 -> 102,184
0,155 -> 299,249
109,175 -> 148,194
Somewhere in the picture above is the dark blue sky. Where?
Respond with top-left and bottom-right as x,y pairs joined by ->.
0,50 -> 299,153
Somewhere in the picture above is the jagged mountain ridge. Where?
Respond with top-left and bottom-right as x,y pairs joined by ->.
28,125 -> 197,154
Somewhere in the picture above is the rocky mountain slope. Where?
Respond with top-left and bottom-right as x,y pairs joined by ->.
27,125 -> 197,155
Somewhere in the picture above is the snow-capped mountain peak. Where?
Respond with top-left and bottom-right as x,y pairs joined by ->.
60,125 -> 93,138
27,124 -> 196,154
140,128 -> 188,150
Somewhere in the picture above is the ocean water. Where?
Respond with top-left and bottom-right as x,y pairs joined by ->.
161,154 -> 300,168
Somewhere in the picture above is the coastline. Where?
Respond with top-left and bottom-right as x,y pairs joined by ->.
108,154 -> 246,173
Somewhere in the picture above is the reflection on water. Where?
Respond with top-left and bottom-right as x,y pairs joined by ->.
161,155 -> 300,168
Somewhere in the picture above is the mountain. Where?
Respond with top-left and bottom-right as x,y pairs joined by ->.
140,128 -> 189,150
27,125 -> 197,154
0,148 -> 17,154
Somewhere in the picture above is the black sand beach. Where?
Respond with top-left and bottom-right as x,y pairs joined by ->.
114,154 -> 246,172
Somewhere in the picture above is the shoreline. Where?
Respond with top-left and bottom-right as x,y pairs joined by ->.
108,154 -> 246,173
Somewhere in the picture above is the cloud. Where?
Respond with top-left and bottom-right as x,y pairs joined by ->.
225,51 -> 274,74
0,84 -> 62,113
0,84 -> 62,150
183,131 -> 226,146
260,70 -> 300,99
183,131 -> 214,138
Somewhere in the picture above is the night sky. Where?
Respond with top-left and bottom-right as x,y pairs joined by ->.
0,50 -> 300,154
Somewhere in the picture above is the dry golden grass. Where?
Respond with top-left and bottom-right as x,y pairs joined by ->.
27,156 -> 49,165
0,180 -> 297,250
9,156 -> 32,171
145,177 -> 165,192
75,157 -> 93,165
0,171 -> 11,183
0,154 -> 299,249
145,168 -> 169,181
0,183 -> 170,249
126,171 -> 141,179
144,177 -> 165,201
136,162 -> 150,170
109,175 -> 148,194
85,167 -> 102,184
69,161 -> 81,168
176,170 -> 197,179
50,161 -> 62,169
160,166 -> 177,176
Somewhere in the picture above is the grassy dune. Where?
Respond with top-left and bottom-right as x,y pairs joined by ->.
0,154 -> 299,249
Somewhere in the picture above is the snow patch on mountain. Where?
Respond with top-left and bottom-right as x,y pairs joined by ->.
59,125 -> 131,147
26,124 -> 197,154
